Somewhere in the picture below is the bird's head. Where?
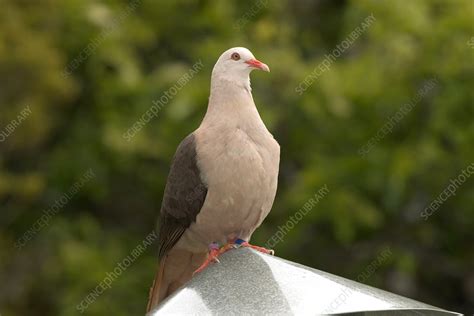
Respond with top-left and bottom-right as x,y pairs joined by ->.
211,47 -> 269,89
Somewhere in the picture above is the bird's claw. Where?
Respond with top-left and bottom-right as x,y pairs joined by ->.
239,240 -> 274,255
193,243 -> 221,275
226,238 -> 275,255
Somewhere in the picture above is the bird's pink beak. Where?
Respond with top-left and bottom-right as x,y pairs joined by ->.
245,59 -> 270,72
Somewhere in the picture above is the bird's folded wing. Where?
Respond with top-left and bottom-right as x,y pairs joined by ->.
157,133 -> 207,259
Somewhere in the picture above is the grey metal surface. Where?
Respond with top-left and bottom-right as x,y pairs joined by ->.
148,248 -> 461,316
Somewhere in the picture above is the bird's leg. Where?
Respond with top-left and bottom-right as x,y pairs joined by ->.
193,242 -> 221,274
230,238 -> 275,255
194,238 -> 275,275
217,237 -> 240,255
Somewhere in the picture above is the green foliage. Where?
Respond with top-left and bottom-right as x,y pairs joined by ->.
0,0 -> 472,314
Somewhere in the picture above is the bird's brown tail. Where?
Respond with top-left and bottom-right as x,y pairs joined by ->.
146,256 -> 166,313
146,249 -> 207,313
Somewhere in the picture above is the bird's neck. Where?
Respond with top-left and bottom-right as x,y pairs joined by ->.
210,70 -> 251,92
211,71 -> 252,96
201,77 -> 265,132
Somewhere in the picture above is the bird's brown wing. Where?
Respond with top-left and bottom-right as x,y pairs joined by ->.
157,133 -> 207,259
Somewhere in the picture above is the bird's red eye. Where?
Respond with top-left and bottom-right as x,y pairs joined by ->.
231,53 -> 240,61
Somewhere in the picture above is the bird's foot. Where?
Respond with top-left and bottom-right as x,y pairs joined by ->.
193,239 -> 275,275
217,241 -> 239,254
233,238 -> 275,255
193,242 -> 221,275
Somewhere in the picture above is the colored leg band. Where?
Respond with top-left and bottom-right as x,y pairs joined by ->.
235,238 -> 246,245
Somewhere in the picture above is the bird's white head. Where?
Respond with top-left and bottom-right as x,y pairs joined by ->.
211,47 -> 269,90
